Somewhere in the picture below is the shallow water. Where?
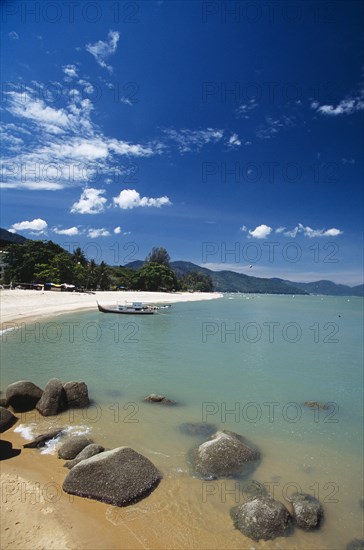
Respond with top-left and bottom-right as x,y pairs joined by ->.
1,295 -> 363,549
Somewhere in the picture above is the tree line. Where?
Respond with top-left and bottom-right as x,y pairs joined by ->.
2,242 -> 213,292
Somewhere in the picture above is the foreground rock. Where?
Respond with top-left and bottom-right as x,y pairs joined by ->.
64,444 -> 105,469
144,394 -> 176,405
231,497 -> 291,541
58,436 -> 93,460
24,428 -> 65,448
192,430 -> 259,479
0,407 -> 18,433
63,447 -> 161,506
63,381 -> 89,408
290,492 -> 323,529
6,381 -> 43,412
36,378 -> 67,416
304,401 -> 328,410
179,422 -> 217,437
346,540 -> 364,550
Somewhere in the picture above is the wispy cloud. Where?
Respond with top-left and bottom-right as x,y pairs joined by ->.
162,128 -> 224,153
113,189 -> 172,209
235,99 -> 258,119
227,133 -> 241,148
63,64 -> 78,79
86,30 -> 120,72
311,83 -> 364,116
256,115 -> 295,139
8,31 -> 19,40
283,223 -> 343,238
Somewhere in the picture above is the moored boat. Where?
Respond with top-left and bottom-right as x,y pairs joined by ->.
97,301 -> 156,315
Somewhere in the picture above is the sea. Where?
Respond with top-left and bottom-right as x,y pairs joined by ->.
1,294 -> 363,549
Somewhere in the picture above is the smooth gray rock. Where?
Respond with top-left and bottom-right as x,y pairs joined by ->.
0,407 -> 18,432
6,381 -> 43,412
24,428 -> 65,448
290,492 -> 323,530
63,381 -> 89,408
58,436 -> 93,459
36,378 -> 67,416
192,430 -> 260,479
231,496 -> 291,541
64,444 -> 105,469
63,447 -> 161,506
144,394 -> 176,405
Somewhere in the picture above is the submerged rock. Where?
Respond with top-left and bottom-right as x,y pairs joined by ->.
6,381 -> 43,412
304,401 -> 328,410
144,394 -> 176,405
36,378 -> 67,416
64,444 -> 105,469
192,430 -> 259,479
24,428 -> 65,448
63,447 -> 162,506
58,436 -> 93,460
179,422 -> 217,437
0,407 -> 18,433
346,539 -> 364,550
63,381 -> 89,408
290,492 -> 323,530
231,496 -> 291,541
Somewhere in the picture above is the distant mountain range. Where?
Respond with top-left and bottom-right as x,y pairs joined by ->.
0,228 -> 362,296
126,260 -> 363,296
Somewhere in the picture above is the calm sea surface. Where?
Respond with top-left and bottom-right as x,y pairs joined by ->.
1,295 -> 363,549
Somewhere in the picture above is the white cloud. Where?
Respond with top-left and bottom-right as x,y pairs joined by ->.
63,65 -> 78,79
108,138 -> 154,157
88,228 -> 111,238
113,189 -> 172,209
256,115 -> 295,140
283,223 -> 343,238
53,226 -> 80,236
86,30 -> 120,72
71,188 -> 107,214
114,226 -> 121,234
249,224 -> 272,239
9,218 -> 48,233
8,31 -> 19,40
240,225 -> 247,232
228,133 -> 241,147
275,226 -> 286,233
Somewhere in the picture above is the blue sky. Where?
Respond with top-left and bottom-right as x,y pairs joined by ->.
1,0 -> 363,284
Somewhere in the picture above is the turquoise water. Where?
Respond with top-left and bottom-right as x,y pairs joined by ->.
1,295 -> 363,549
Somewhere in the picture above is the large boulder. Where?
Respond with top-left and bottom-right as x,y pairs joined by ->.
0,407 -> 18,433
58,436 -> 93,460
144,394 -> 176,405
24,428 -> 65,449
63,447 -> 162,506
63,381 -> 89,408
192,430 -> 259,479
6,381 -> 43,412
36,378 -> 67,416
290,492 -> 323,530
231,496 -> 291,541
64,444 -> 105,469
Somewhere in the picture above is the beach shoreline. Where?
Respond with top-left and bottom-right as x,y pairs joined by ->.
0,289 -> 223,327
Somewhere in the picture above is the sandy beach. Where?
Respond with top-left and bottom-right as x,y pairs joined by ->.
0,289 -> 222,327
